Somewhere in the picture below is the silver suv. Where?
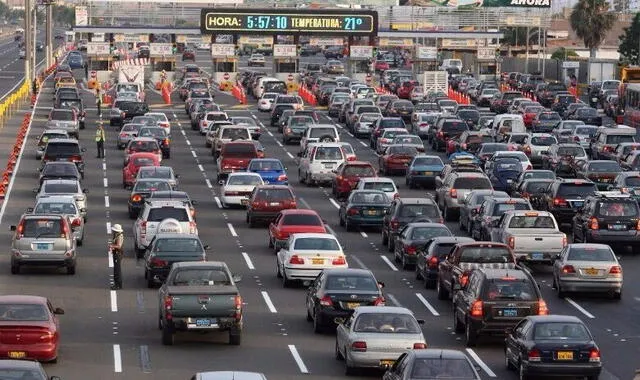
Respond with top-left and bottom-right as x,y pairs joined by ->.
30,196 -> 85,245
435,171 -> 493,221
35,179 -> 88,220
10,214 -> 77,274
133,200 -> 198,258
45,108 -> 80,139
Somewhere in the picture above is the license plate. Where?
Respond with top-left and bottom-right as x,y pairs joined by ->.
324,163 -> 334,169
35,243 -> 51,250
270,202 -> 280,206
367,210 -> 378,216
196,319 -> 211,326
573,201 -> 584,208
8,352 -> 25,359
531,253 -> 544,260
585,268 -> 599,276
557,351 -> 573,360
609,224 -> 626,230
380,360 -> 395,366
422,171 -> 433,175
502,308 -> 518,317
346,302 -> 360,309
312,258 -> 324,265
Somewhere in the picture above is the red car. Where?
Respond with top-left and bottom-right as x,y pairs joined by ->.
122,152 -> 160,188
268,209 -> 327,253
396,80 -> 419,99
374,60 -> 390,72
523,105 -> 544,127
379,145 -> 418,175
182,49 -> 195,61
246,185 -> 297,227
331,161 -> 377,200
0,295 -> 64,362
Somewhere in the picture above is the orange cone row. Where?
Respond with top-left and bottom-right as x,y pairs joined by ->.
231,85 -> 247,105
297,85 -> 317,106
448,86 -> 471,105
0,112 -> 32,200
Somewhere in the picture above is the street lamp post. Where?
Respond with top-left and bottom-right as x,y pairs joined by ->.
24,0 -> 32,84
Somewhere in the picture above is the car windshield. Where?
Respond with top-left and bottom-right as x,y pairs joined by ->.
21,219 -> 63,238
410,358 -> 477,379
50,110 -> 74,121
410,227 -> 452,240
154,238 -> 202,253
172,269 -> 231,286
147,207 -> 189,222
493,202 -> 530,216
533,322 -> 590,340
134,180 -> 171,192
293,237 -> 339,250
255,189 -> 293,201
350,191 -> 389,204
354,313 -> 420,333
227,175 -> 262,186
588,161 -> 621,172
567,247 -> 616,261
460,247 -> 512,263
0,304 -> 48,321
282,214 -> 322,226
34,202 -> 77,215
606,134 -> 635,144
42,164 -> 77,177
531,136 -> 557,146
596,201 -> 638,216
363,182 -> 395,192
44,183 -> 77,193
139,168 -> 172,179
453,177 -> 491,189
556,183 -> 597,197
484,278 -> 537,300
508,215 -> 555,228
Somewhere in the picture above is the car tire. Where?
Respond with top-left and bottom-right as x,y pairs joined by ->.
388,237 -> 395,253
276,261 -> 282,278
134,242 -> 145,258
161,324 -> 174,346
147,275 -> 154,289
77,237 -> 83,246
465,319 -> 477,347
306,304 -> 313,322
313,310 -> 323,334
229,330 -> 242,346
437,278 -> 449,300
425,277 -> 436,289
612,290 -> 622,300
518,361 -> 529,380
248,215 -> 256,228
444,206 -> 453,222
401,254 -> 409,270
453,309 -> 464,333
10,263 -> 19,275
66,264 -> 76,275
554,277 -> 565,298
381,230 -> 388,245
415,266 -> 423,280
344,353 -> 356,376
282,270 -> 292,288
335,340 -> 343,360
339,214 -> 345,227
505,350 -> 516,370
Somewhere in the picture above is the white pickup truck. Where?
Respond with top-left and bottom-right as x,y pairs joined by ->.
490,210 -> 567,264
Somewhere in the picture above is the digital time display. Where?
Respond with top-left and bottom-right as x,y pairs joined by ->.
200,8 -> 378,36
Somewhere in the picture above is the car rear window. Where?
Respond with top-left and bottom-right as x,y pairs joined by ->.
206,113 -> 228,122
567,247 -> 615,261
508,215 -> 555,228
388,146 -> 417,155
309,128 -> 337,138
223,143 -> 257,157
43,164 -> 78,176
255,188 -> 293,201
556,183 -> 597,197
21,218 -> 63,238
282,214 -> 322,226
293,237 -> 339,250
556,146 -> 585,156
139,168 -> 172,179
381,119 -> 405,128
363,182 -> 395,192
596,201 -> 638,216
524,181 -> 552,193
399,205 -> 440,218
453,177 -> 491,189
432,243 -> 456,257
314,146 -> 343,160
344,165 -> 375,177
148,207 -> 189,222
130,140 -> 158,151
45,142 -> 80,156
0,304 -> 49,321
34,202 -> 77,214
154,238 -> 202,253
538,113 -> 561,121
221,128 -> 249,140
588,161 -> 621,172
44,183 -> 77,193
493,202 -> 530,216
533,322 -> 590,340
139,128 -> 167,138
410,227 -> 451,240
494,160 -> 521,172
483,278 -> 537,301
460,247 -> 512,263
227,175 -> 262,186
442,121 -> 469,132
354,313 -> 421,333
531,136 -> 556,146
134,180 -> 171,192
351,192 -> 389,204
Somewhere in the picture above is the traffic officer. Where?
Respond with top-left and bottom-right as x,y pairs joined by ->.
96,123 -> 105,159
109,224 -> 124,290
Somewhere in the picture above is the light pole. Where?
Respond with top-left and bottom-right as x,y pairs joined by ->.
46,5 -> 52,68
24,0 -> 32,84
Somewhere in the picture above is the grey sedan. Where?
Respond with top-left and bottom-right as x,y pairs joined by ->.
336,306 -> 426,375
117,123 -> 142,149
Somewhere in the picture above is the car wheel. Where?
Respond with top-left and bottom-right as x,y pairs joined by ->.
10,263 -> 19,275
313,309 -> 323,334
554,277 -> 565,298
339,214 -> 345,226
299,170 -> 305,184
335,340 -> 344,360
228,330 -> 242,345
453,309 -> 464,333
415,266 -> 423,280
161,324 -> 174,346
382,229 -> 388,245
612,290 -> 622,300
505,349 -> 516,370
66,264 -> 76,275
436,278 -> 449,300
465,319 -> 477,347
276,261 -> 282,278
425,277 -> 436,289
344,218 -> 353,232
344,353 -> 356,376
401,254 -> 408,270
444,206 -> 454,222
147,275 -> 154,288
388,237 -> 395,252
282,270 -> 292,288
518,361 -> 529,380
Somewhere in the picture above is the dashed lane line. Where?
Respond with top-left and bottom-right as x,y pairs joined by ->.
329,198 -> 341,209
104,196 -> 110,208
103,178 -> 108,187
465,348 -> 497,377
276,140 -> 283,147
261,291 -> 277,313
185,139 -> 191,146
110,290 -> 118,312
288,345 -> 310,374
360,231 -> 368,238
106,222 -> 111,234
380,255 -> 399,271
214,197 -> 223,209
415,293 -> 440,316
227,223 -> 238,237
205,179 -> 213,188
386,293 -> 402,307
191,150 -> 197,157
197,164 -> 204,171
286,151 -> 294,159
566,298 -> 595,319
241,252 -> 255,270
349,254 -> 369,270
113,344 -> 122,373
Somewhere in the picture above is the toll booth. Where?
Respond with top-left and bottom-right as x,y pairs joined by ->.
65,31 -> 75,50
149,42 -> 176,87
211,44 -> 238,91
348,45 -> 373,84
273,45 -> 299,93
86,42 -> 113,88
475,47 -> 499,82
413,46 -> 438,82
562,61 -> 580,86
239,36 -> 273,56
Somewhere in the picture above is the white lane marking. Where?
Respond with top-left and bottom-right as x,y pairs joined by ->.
465,349 -> 497,377
241,252 -> 255,270
103,178 -> 108,187
261,291 -> 277,313
227,223 -> 238,237
298,197 -> 311,209
349,254 -> 369,270
325,225 -> 337,236
214,197 -> 223,208
288,345 -> 310,374
380,255 -> 399,271
104,196 -> 110,208
251,114 -> 258,120
110,290 -> 118,312
286,151 -> 294,159
276,141 -> 283,147
198,164 -> 204,171
329,198 -> 341,209
359,140 -> 368,147
185,139 -> 191,146
106,222 -> 111,235
102,162 -> 107,170
386,293 -> 402,307
191,150 -> 197,157
360,231 -> 368,238
180,129 -> 186,136
205,179 -> 213,188
108,251 -> 114,268
267,130 -> 274,137
566,298 -> 595,319
416,293 -> 440,316
113,344 -> 122,373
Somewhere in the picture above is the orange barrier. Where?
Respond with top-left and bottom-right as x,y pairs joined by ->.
161,84 -> 171,105
231,85 -> 247,105
297,85 -> 317,106
1,112 -> 31,199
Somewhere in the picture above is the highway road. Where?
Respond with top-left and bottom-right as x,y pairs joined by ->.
0,31 -> 47,98
0,48 -> 637,380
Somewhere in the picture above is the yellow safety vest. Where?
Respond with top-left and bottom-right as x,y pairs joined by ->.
95,128 -> 105,142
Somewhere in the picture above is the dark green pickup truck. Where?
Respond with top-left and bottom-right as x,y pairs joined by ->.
158,261 -> 243,346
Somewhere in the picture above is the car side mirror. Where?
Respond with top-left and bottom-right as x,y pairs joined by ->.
26,207 -> 34,213
416,319 -> 425,325
297,152 -> 303,157
50,376 -> 62,380
10,225 -> 16,231
32,188 -> 38,193
540,151 -> 548,155
81,148 -> 86,152
203,245 -> 211,250
175,174 -> 180,178
80,208 -> 87,213
53,307 -> 65,315
218,180 -> 225,186
232,274 -> 242,283
492,220 -> 500,227
83,188 -> 89,193
377,281 -> 385,289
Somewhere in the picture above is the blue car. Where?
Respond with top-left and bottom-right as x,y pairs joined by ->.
68,56 -> 84,69
247,158 -> 288,185
489,157 -> 523,192
406,155 -> 444,189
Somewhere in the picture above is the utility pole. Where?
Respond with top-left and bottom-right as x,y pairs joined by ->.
32,6 -> 37,77
46,5 -> 52,68
525,26 -> 530,74
24,0 -> 32,84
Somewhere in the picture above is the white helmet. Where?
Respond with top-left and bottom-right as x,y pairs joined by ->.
111,224 -> 123,233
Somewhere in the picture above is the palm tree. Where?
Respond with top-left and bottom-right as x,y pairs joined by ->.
570,0 -> 616,58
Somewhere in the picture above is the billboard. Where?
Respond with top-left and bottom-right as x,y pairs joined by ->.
420,0 -> 550,7
75,6 -> 88,26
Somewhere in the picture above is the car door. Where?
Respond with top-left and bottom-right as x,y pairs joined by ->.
306,272 -> 323,315
269,213 -> 283,241
383,199 -> 398,237
505,319 -> 530,364
490,213 -> 508,242
552,246 -> 568,279
394,225 -> 411,258
299,146 -> 312,176
335,314 -> 353,354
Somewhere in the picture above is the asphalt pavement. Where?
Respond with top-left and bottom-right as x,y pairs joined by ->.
0,49 -> 636,380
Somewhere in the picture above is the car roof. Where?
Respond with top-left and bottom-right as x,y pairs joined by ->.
197,371 -> 267,380
0,359 -> 43,370
478,268 -> 529,279
0,295 -> 48,304
525,315 -> 584,324
41,179 -> 79,185
411,348 -> 470,360
359,177 -> 394,183
291,232 -> 336,239
153,233 -> 201,240
353,306 -> 412,315
278,209 -> 319,216
45,138 -> 78,144
397,198 -> 437,204
322,268 -> 374,276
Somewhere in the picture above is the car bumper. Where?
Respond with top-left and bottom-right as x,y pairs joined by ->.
385,162 -> 409,171
408,174 -> 438,184
514,249 -> 561,264
0,344 -> 58,362
310,171 -> 335,183
522,361 -> 601,378
346,215 -> 384,227
317,307 -> 353,326
248,211 -> 280,221
12,253 -> 75,267
283,266 -> 329,282
258,103 -> 272,111
221,195 -> 248,206
169,317 -> 240,332
585,230 -> 640,244
348,351 -> 407,369
558,277 -> 622,293
469,317 -> 521,336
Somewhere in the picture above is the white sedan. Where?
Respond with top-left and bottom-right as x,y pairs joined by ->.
277,233 -> 348,287
219,172 -> 264,207
145,112 -> 171,131
258,93 -> 279,112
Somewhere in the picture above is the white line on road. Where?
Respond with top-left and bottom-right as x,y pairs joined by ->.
104,196 -> 110,208
360,231 -> 368,238
261,291 -> 277,313
108,251 -> 113,268
241,252 -> 255,270
191,150 -> 197,157
227,223 -> 238,237
286,151 -> 294,159
214,197 -> 223,208
110,290 -> 118,312
205,179 -> 212,188
103,178 -> 108,187
465,349 -> 496,377
113,344 -> 122,373
267,131 -> 274,137
350,254 -> 369,270
106,222 -> 111,235
359,140 -> 368,147
416,293 -> 440,316
566,298 -> 595,319
329,198 -> 341,209
325,225 -> 338,236
180,129 -> 186,136
288,345 -> 310,374
102,162 -> 107,171
386,294 -> 402,307
298,197 -> 311,209
276,141 -> 283,147
380,255 -> 399,271
197,164 -> 204,171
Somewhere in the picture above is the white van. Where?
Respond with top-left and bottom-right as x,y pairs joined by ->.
440,59 -> 463,72
492,114 -> 526,142
254,77 -> 284,99
115,82 -> 144,101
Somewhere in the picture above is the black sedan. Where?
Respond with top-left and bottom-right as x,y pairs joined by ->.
138,126 -> 171,159
391,223 -> 453,270
505,315 -> 602,380
569,107 -> 602,126
305,268 -> 385,333
39,161 -> 82,185
128,179 -> 172,218
383,349 -> 481,380
416,236 -> 475,289
338,190 -> 391,231
531,112 -> 562,133
144,234 -> 209,287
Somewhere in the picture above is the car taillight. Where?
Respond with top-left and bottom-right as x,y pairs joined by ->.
507,236 -> 515,249
528,348 -> 542,362
71,218 -> 81,227
14,222 -> 24,239
234,295 -> 242,320
562,265 -> 576,274
150,256 -> 168,267
390,218 -> 399,230
289,255 -> 305,265
574,136 -> 580,142
636,219 -> 640,230
69,155 -> 81,163
609,265 -> 622,275
189,221 -> 196,234
277,174 -> 288,182
336,175 -> 344,182
140,221 -> 147,235
131,194 -> 142,202
285,127 -> 292,133
319,295 -> 333,306
437,131 -> 444,138
347,208 -> 358,216
603,146 -> 613,152
450,188 -> 457,198
427,256 -> 439,268
538,300 -> 548,315
589,217 -> 599,230
553,197 -> 567,207
470,300 -> 483,317
61,221 -> 70,239
373,296 -> 385,306
332,256 -> 346,265
526,164 -> 532,170
164,295 -> 173,319
405,245 -> 416,255
589,348 -> 601,362
562,234 -> 567,247
39,331 -> 54,341
520,192 -> 530,199
351,341 -> 367,352
163,138 -> 170,145
119,133 -> 127,138
413,343 -> 427,349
